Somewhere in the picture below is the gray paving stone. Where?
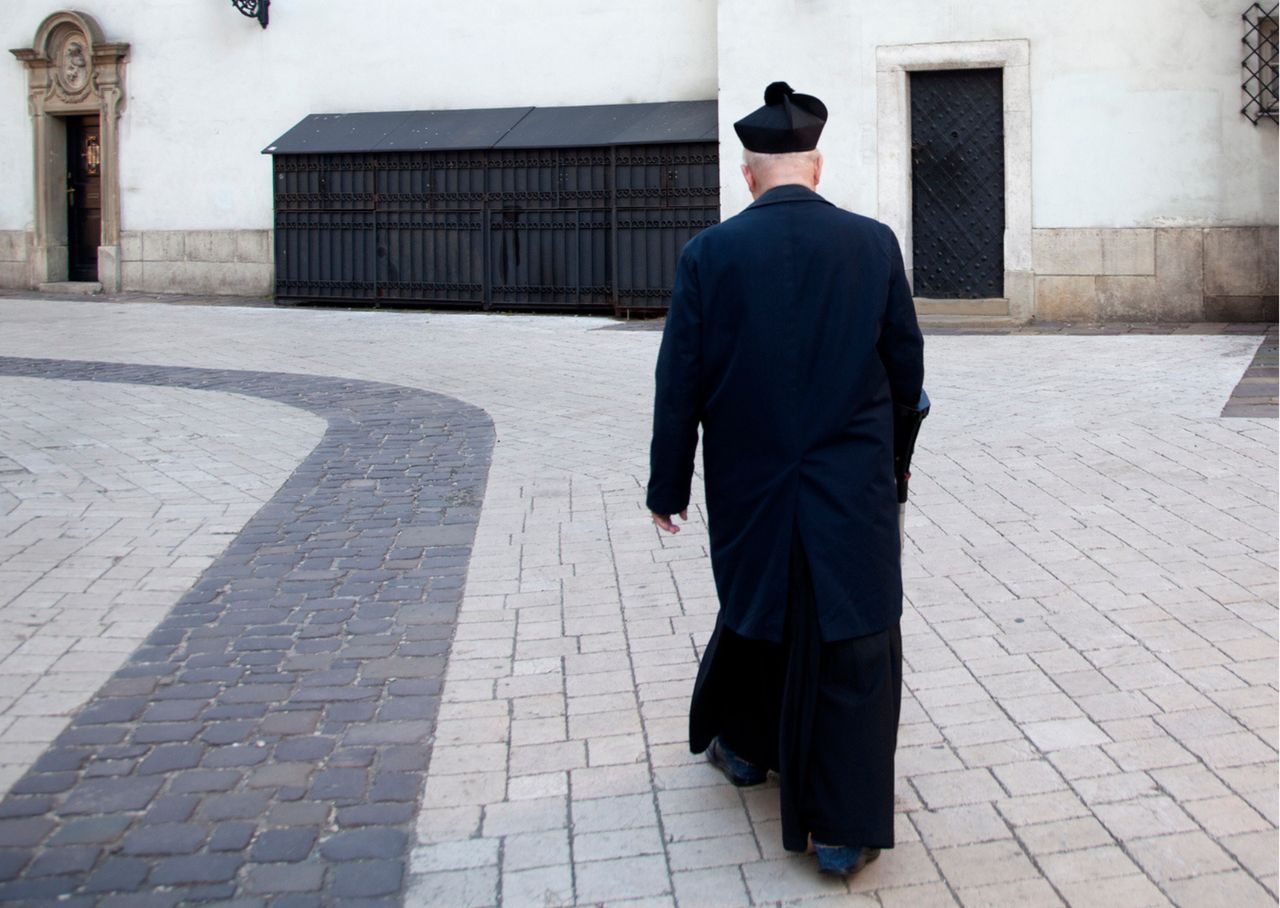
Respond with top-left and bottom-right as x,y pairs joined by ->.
329,859 -> 404,898
309,768 -> 368,801
26,844 -> 99,877
74,699 -> 149,726
56,777 -> 165,815
336,803 -> 415,827
80,861 -> 153,900
251,827 -> 318,863
0,818 -> 54,847
0,873 -> 82,901
274,737 -> 334,761
245,855 -> 325,891
132,723 -> 205,745
0,851 -> 30,881
142,796 -> 200,825
319,828 -> 409,861
266,801 -> 332,827
121,823 -> 207,855
47,816 -> 130,846
199,791 -> 273,821
148,853 -> 244,885
137,745 -> 204,775
209,822 -> 256,852
168,770 -> 242,794
272,896 -> 323,908
0,798 -> 55,820
9,772 -> 76,795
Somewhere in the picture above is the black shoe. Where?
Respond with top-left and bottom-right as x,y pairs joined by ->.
705,737 -> 767,787
813,843 -> 881,876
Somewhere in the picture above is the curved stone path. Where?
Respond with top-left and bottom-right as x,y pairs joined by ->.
0,377 -> 327,800
0,357 -> 493,905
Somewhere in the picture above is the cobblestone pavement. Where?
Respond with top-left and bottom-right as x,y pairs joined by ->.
0,297 -> 1275,907
0,355 -> 493,904
1222,326 -> 1279,418
0,379 -> 326,798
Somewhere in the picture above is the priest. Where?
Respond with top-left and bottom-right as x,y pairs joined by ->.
646,81 -> 926,876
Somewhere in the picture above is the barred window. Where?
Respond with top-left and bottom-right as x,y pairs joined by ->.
1242,3 -> 1278,124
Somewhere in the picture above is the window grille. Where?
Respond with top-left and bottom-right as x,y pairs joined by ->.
1242,3 -> 1278,124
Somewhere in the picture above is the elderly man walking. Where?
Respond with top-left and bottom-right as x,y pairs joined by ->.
646,82 -> 925,876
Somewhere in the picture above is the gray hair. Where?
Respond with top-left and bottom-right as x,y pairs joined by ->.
742,149 -> 821,173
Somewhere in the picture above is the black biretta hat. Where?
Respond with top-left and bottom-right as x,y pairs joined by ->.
733,82 -> 828,153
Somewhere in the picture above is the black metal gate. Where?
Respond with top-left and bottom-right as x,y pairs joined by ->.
910,68 -> 1005,299
271,140 -> 719,314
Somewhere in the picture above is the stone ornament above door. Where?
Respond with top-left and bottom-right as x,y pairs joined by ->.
11,11 -> 128,115
52,24 -> 93,100
10,11 -> 129,291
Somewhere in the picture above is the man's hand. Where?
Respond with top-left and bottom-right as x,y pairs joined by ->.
651,510 -> 688,534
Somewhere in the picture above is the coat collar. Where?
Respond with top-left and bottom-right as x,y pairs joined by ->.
746,183 -> 833,209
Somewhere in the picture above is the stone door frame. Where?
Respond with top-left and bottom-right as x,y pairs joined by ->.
875,39 -> 1032,319
11,11 -> 128,290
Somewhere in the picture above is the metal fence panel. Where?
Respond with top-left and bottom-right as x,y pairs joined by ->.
377,210 -> 485,306
272,141 -> 719,313
274,209 -> 377,302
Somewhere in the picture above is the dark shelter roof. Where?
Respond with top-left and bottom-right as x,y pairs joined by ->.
263,100 -> 718,155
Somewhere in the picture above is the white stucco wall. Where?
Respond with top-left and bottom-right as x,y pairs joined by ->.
4,1 -> 1276,241
0,30 -> 31,232
0,0 -> 718,232
717,0 -> 1279,228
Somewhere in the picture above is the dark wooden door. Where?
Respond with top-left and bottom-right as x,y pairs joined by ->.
910,69 -> 1004,298
66,115 -> 102,282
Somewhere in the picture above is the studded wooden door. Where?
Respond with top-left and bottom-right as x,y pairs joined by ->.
910,68 -> 1004,299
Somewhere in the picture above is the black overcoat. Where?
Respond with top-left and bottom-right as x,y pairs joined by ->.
647,184 -> 924,642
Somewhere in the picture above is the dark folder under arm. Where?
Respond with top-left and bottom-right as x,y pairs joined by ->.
893,389 -> 931,504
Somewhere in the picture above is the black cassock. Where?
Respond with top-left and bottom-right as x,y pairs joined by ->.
646,184 -> 923,850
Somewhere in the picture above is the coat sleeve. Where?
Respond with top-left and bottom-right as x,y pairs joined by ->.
646,247 -> 703,515
878,227 -> 925,406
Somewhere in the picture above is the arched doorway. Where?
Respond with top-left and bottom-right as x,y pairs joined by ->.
11,11 -> 128,290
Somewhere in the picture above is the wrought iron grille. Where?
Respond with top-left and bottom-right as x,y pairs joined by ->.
1242,3 -> 1278,124
271,144 -> 720,314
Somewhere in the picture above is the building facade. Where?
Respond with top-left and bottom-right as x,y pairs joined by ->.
1,0 -> 1276,321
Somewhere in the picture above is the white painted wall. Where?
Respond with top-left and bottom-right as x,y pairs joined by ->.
5,1 -> 1276,238
0,0 -> 718,232
717,0 -> 1279,228
0,25 -> 32,232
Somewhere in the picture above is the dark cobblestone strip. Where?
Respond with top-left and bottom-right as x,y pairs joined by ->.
1221,324 -> 1279,418
0,356 -> 494,906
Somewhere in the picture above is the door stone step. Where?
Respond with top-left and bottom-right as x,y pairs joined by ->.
38,282 -> 103,295
915,297 -> 1010,317
919,314 -> 1020,331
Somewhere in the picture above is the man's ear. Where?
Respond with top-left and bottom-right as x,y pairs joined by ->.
813,152 -> 823,188
741,163 -> 756,195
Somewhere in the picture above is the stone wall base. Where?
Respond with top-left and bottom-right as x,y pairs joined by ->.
1033,226 -> 1278,322
4,225 -> 1275,319
0,231 -> 32,288
120,230 -> 274,296
0,228 -> 274,297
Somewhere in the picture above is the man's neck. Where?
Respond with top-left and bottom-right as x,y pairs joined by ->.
751,180 -> 816,200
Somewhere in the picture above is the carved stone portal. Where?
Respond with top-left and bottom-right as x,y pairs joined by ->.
11,11 -> 128,289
